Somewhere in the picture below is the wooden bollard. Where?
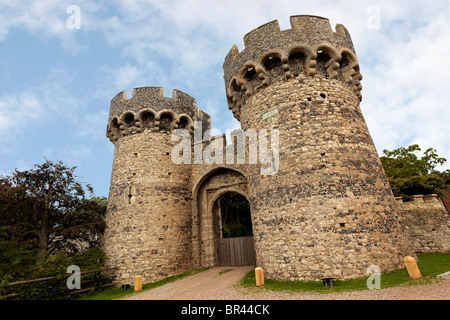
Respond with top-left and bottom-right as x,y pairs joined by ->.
134,275 -> 143,291
404,256 -> 422,279
255,267 -> 264,287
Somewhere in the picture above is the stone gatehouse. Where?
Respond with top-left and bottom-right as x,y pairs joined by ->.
102,15 -> 449,286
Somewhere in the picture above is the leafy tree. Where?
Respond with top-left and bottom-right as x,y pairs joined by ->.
380,144 -> 450,198
89,196 -> 108,214
0,159 -> 106,262
220,192 -> 252,238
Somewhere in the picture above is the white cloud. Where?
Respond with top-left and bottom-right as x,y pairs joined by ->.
0,68 -> 83,152
42,143 -> 94,167
79,110 -> 109,141
0,90 -> 44,153
0,91 -> 42,130
0,0 -> 103,53
2,0 -> 449,171
90,1 -> 450,169
360,8 -> 450,169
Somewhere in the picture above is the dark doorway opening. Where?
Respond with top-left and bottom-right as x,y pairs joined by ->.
219,192 -> 252,238
214,192 -> 256,266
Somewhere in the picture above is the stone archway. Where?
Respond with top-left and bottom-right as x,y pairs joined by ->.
192,167 -> 250,267
212,192 -> 256,266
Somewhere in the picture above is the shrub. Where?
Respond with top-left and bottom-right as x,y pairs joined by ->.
0,246 -> 108,300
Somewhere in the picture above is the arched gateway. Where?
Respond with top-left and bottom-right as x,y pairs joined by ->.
103,15 -> 414,286
191,167 -> 255,267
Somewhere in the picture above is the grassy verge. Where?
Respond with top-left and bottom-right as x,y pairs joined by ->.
219,269 -> 234,275
80,252 -> 449,299
239,252 -> 450,294
79,267 -> 210,300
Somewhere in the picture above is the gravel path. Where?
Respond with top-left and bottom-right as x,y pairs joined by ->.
122,266 -> 450,300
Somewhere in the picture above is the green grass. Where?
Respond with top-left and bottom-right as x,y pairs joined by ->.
239,252 -> 450,294
79,252 -> 449,299
78,267 -> 210,300
219,269 -> 234,275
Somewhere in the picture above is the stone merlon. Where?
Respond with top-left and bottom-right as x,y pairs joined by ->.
109,86 -> 200,122
223,15 -> 355,86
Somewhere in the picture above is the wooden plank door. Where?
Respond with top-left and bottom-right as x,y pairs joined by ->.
216,236 -> 256,266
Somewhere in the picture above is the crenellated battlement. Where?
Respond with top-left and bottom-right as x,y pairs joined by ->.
109,87 -> 198,121
395,194 -> 448,211
104,14 -> 429,286
241,15 -> 353,51
106,87 -> 210,143
224,15 -> 354,75
223,15 -> 362,121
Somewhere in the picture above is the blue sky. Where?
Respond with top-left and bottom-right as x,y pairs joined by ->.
1,0 -> 449,198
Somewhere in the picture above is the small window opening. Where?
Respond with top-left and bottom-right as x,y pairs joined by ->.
339,223 -> 346,228
288,51 -> 307,77
232,81 -> 241,92
340,54 -> 350,69
141,112 -> 155,129
244,67 -> 257,81
127,187 -> 133,205
124,113 -> 135,126
178,117 -> 189,129
264,56 -> 282,71
160,114 -> 173,132
111,118 -> 120,129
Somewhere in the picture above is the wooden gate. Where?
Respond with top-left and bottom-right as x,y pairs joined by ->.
215,236 -> 256,266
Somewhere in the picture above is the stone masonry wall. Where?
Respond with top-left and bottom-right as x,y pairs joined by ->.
238,75 -> 411,281
103,131 -> 194,285
222,15 -> 413,281
396,195 -> 450,253
103,87 -> 210,286
103,15 -> 447,286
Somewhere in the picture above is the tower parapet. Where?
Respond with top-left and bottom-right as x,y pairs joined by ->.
222,15 -> 412,281
223,15 -> 362,121
106,87 -> 210,143
104,87 -> 210,285
103,15 -> 416,285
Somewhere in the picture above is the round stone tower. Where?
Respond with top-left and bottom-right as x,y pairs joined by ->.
223,15 -> 413,281
103,86 -> 208,285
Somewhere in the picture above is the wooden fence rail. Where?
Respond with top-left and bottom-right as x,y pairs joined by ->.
0,267 -> 118,300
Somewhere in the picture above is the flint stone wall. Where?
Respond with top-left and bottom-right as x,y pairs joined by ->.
396,195 -> 450,253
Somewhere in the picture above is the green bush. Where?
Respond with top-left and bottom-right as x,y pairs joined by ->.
222,223 -> 250,238
8,278 -> 71,300
72,246 -> 106,271
0,237 -> 37,283
0,246 -> 108,300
